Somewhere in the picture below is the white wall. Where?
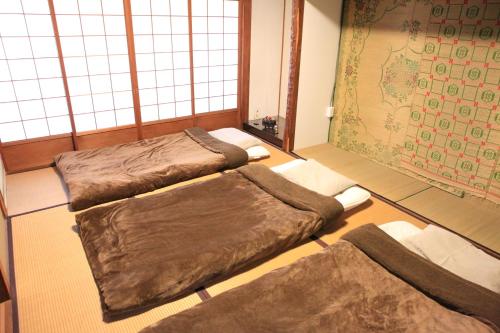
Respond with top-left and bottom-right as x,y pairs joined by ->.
248,0 -> 286,120
293,0 -> 342,150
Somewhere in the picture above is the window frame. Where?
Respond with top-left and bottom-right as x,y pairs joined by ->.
0,0 -> 252,173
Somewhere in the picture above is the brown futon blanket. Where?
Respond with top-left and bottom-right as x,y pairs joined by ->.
55,127 -> 248,210
141,224 -> 500,333
76,164 -> 344,322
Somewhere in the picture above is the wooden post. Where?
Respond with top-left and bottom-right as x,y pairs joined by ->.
283,0 -> 304,152
123,0 -> 143,140
47,0 -> 79,150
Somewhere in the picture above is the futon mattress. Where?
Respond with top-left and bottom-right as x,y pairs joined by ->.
76,164 -> 344,321
55,127 -> 248,210
141,224 -> 500,333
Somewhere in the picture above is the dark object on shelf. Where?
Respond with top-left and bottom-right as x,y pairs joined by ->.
262,116 -> 276,129
243,116 -> 285,147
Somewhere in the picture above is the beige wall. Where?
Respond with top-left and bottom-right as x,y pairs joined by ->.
294,0 -> 342,150
249,0 -> 287,120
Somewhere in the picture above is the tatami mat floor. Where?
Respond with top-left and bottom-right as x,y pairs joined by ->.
7,143 -> 428,333
295,143 -> 500,253
6,167 -> 69,217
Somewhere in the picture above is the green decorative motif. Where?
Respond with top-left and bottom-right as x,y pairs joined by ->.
424,43 -> 435,53
456,47 -> 468,58
439,119 -> 450,129
471,127 -> 484,138
450,139 -> 461,151
447,84 -> 459,96
435,63 -> 447,74
431,151 -> 441,161
411,111 -> 421,121
461,161 -> 473,172
481,90 -> 495,103
483,149 -> 496,160
381,54 -> 419,103
428,98 -> 440,109
459,106 -> 472,117
493,50 -> 500,62
401,19 -> 421,41
431,5 -> 444,16
442,171 -> 452,179
418,78 -> 428,88
421,131 -> 432,141
467,68 -> 481,80
466,6 -> 480,18
443,25 -> 456,38
479,27 -> 493,40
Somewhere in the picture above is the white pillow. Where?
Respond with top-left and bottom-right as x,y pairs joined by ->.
378,221 -> 423,241
334,187 -> 370,211
270,159 -> 306,173
246,146 -> 270,161
278,159 -> 356,196
208,128 -> 262,150
401,225 -> 500,293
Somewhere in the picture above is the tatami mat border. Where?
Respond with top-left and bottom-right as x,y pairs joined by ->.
8,202 -> 69,219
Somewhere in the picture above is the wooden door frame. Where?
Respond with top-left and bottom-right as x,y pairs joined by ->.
240,0 -> 304,152
283,0 -> 304,152
238,0 -> 252,127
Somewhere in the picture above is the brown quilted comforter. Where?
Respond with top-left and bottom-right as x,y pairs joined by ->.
141,224 -> 500,333
55,127 -> 248,210
76,164 -> 344,321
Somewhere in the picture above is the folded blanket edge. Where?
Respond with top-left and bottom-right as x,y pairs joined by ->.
185,127 -> 248,169
236,164 -> 344,225
342,224 -> 500,331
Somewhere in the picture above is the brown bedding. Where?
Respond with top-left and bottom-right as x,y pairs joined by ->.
55,127 -> 248,210
141,224 -> 500,333
76,164 -> 344,322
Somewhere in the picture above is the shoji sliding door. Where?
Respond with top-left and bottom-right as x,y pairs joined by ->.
192,0 -> 239,113
0,0 -> 249,173
131,0 -> 193,122
53,0 -> 135,132
0,0 -> 71,142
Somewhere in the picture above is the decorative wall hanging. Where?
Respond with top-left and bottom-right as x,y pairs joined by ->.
331,0 -> 499,203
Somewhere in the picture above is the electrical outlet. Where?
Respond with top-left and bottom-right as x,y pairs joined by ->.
325,106 -> 334,118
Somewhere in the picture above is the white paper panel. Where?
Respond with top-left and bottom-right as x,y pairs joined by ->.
176,100 -> 191,116
18,99 -> 45,120
0,122 -> 25,142
159,103 -> 175,119
24,118 -> 49,138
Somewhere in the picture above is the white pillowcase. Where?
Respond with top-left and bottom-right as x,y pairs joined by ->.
378,221 -> 423,241
270,159 -> 370,211
270,159 -> 306,173
208,128 -> 262,150
401,225 -> 500,293
246,146 -> 270,161
334,187 -> 371,211
278,159 -> 356,196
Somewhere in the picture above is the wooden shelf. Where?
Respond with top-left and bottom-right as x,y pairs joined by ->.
243,116 -> 285,147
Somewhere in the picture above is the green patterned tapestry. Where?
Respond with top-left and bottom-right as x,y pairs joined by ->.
331,0 -> 500,203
